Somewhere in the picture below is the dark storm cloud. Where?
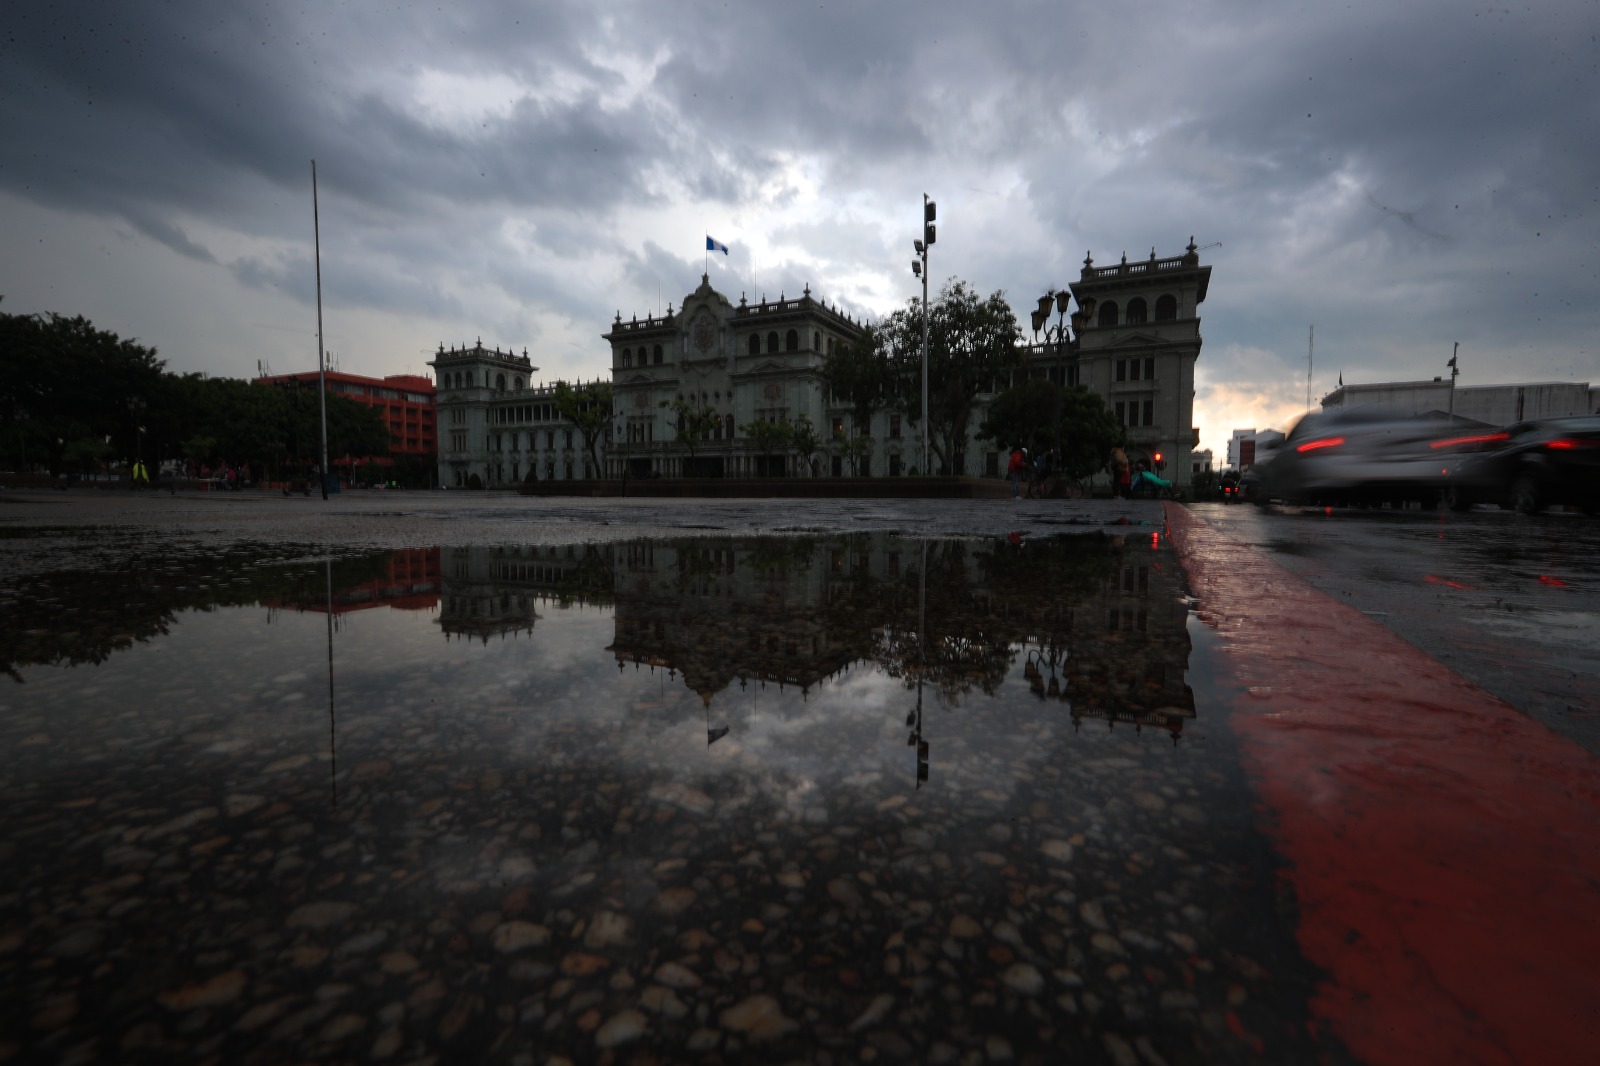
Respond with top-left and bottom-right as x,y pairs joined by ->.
1,0 -> 1595,429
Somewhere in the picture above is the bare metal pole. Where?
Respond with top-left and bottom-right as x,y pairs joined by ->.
1306,325 -> 1314,412
313,160 -> 329,500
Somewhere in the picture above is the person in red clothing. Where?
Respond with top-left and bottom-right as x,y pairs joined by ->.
1007,446 -> 1026,500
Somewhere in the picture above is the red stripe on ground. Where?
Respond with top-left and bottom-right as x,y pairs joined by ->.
1164,503 -> 1600,1065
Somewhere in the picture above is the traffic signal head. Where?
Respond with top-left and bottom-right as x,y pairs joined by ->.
925,200 -> 936,222
1154,451 -> 1164,467
924,222 -> 936,245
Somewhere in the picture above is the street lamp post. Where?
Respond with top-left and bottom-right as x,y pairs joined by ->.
911,195 -> 936,475
1030,290 -> 1095,481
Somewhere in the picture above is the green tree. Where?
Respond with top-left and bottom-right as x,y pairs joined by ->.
0,305 -> 165,474
979,382 -> 1124,481
660,396 -> 720,476
876,279 -> 1024,475
789,413 -> 823,476
740,418 -> 793,476
832,429 -> 873,476
554,379 -> 614,479
822,325 -> 893,444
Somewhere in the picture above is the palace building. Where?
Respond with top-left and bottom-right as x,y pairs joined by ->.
430,240 -> 1212,489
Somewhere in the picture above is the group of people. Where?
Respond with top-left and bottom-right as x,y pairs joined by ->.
1005,443 -> 1172,500
1006,446 -> 1055,499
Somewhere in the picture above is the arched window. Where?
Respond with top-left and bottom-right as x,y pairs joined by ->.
786,329 -> 799,351
514,377 -> 523,390
1155,294 -> 1178,322
622,348 -> 632,367
653,345 -> 663,365
748,335 -> 760,356
1098,301 -> 1119,328
1126,298 -> 1147,325
496,373 -> 506,391
767,332 -> 780,353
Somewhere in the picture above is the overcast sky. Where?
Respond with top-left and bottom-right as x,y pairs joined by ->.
3,0 -> 1596,456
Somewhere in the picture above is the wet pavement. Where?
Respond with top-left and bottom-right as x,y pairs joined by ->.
1,524 -> 1346,1065
3,490 -> 1597,1064
1188,501 -> 1600,754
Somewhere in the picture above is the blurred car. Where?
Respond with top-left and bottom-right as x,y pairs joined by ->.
1449,416 -> 1600,515
1256,409 -> 1491,507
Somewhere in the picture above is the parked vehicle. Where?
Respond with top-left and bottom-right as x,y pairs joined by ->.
1449,416 -> 1600,515
1257,409 -> 1494,507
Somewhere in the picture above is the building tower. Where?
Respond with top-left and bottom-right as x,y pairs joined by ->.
1068,239 -> 1211,486
428,340 -> 537,488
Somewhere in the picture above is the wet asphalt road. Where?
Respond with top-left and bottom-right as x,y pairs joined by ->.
1189,501 -> 1600,755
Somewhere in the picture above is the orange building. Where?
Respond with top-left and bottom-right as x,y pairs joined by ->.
256,370 -> 437,457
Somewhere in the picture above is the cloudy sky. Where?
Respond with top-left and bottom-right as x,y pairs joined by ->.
3,0 -> 1596,455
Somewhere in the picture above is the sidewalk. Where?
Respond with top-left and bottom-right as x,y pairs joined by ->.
1164,502 -> 1600,1066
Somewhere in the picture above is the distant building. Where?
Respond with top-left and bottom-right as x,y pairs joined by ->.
1227,428 -> 1284,470
1191,448 -> 1213,476
427,341 -> 560,488
256,368 -> 437,463
1320,379 -> 1596,423
430,240 -> 1215,488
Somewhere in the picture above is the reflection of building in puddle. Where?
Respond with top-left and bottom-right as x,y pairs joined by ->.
434,533 -> 1196,741
608,539 -> 862,704
609,533 -> 1196,738
1018,539 -> 1195,740
269,548 -> 441,616
438,544 -> 615,642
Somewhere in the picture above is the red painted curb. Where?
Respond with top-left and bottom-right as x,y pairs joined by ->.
1163,503 -> 1600,1066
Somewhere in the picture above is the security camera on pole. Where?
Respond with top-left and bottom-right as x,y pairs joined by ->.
910,195 -> 936,475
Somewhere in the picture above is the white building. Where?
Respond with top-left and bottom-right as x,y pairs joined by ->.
1319,379 -> 1596,424
431,240 -> 1214,489
1226,428 -> 1284,470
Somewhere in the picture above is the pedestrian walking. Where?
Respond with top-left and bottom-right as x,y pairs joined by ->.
1007,446 -> 1026,500
131,459 -> 149,489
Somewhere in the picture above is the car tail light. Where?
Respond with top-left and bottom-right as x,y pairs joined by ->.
1295,436 -> 1345,453
1430,432 -> 1509,451
1545,438 -> 1597,450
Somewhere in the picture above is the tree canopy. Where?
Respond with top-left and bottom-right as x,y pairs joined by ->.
872,279 -> 1024,475
1,302 -> 389,479
978,381 -> 1125,480
554,379 -> 613,478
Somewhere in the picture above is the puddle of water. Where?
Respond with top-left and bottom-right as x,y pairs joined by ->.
1,533 -> 1333,1063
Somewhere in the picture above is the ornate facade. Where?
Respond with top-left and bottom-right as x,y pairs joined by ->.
430,241 -> 1212,489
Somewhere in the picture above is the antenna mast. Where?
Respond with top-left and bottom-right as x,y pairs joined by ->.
1306,325 -> 1314,412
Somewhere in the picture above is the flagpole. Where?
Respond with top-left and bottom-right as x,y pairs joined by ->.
313,160 -> 329,501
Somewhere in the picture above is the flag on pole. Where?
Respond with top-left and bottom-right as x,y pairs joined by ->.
706,235 -> 729,255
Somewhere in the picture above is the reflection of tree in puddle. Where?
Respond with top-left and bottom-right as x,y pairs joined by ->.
0,547 -> 412,679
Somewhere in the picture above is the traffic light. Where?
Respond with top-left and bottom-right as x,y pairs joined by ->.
924,199 -> 936,245
1153,451 -> 1164,470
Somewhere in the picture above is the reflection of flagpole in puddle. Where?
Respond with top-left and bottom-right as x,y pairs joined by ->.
909,540 -> 929,787
325,557 -> 337,805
